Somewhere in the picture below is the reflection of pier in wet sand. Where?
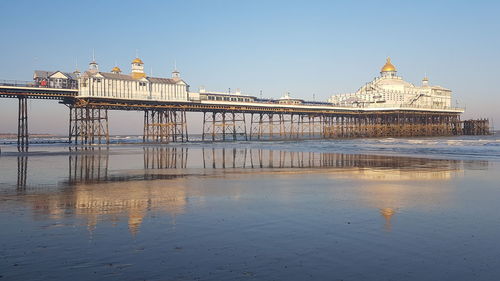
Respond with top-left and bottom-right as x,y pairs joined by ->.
10,146 -> 490,188
6,146 -> 490,236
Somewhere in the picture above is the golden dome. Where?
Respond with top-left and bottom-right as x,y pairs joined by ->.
381,57 -> 396,72
111,66 -> 121,73
132,57 -> 143,64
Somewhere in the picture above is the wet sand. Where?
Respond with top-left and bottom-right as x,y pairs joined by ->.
1,144 -> 499,280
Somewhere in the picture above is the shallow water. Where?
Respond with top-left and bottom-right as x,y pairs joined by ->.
1,135 -> 500,280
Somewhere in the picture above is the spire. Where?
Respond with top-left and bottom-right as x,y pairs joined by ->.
172,61 -> 180,79
422,72 -> 429,86
88,49 -> 98,73
72,57 -> 80,74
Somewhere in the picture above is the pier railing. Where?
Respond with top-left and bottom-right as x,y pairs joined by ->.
362,103 -> 464,112
0,80 -> 78,89
0,80 -> 38,87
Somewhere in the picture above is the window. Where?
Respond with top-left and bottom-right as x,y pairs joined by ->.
139,82 -> 147,87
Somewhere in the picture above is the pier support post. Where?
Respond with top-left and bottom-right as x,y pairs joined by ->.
250,113 -> 284,140
202,111 -> 247,141
69,106 -> 109,145
144,147 -> 188,169
68,147 -> 109,184
462,118 -> 490,135
143,109 -> 188,143
299,114 -> 322,139
17,156 -> 28,190
17,97 -> 28,152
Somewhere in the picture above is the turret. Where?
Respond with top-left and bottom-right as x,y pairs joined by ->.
131,57 -> 145,79
172,68 -> 180,79
88,51 -> 99,73
422,76 -> 429,86
88,60 -> 99,73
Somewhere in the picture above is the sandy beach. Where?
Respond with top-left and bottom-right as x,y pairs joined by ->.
1,135 -> 499,280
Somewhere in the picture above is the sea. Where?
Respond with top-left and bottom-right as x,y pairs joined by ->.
0,133 -> 499,280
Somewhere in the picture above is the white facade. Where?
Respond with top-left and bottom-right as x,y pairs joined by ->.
329,58 -> 453,109
78,58 -> 189,102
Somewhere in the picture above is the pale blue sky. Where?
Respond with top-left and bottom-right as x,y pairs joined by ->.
0,0 -> 499,134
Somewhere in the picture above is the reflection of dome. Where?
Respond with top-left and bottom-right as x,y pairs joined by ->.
380,207 -> 396,231
128,210 -> 145,237
132,57 -> 143,64
380,207 -> 395,220
381,57 -> 396,72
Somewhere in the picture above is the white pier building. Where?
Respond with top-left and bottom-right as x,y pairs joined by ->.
329,58 -> 453,109
78,57 -> 189,102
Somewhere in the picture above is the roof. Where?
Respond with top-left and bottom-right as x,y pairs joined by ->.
34,70 -> 52,79
132,57 -> 144,64
99,72 -> 136,81
147,77 -> 178,84
34,70 -> 78,80
85,72 -> 184,84
429,85 -> 451,91
381,57 -> 397,72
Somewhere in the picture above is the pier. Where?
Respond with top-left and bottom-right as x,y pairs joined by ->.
0,57 -> 491,151
0,80 -> 490,152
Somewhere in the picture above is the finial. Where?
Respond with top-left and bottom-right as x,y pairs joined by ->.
92,49 -> 95,62
422,72 -> 429,85
387,57 -> 391,63
135,49 -> 139,58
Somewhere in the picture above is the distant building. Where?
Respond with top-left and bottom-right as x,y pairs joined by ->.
33,70 -> 79,89
190,87 -> 256,102
277,92 -> 304,105
78,57 -> 189,102
328,58 -> 452,109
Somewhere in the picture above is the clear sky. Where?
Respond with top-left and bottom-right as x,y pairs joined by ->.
0,0 -> 499,134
